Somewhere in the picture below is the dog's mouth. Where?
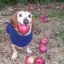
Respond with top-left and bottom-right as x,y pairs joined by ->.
17,23 -> 30,35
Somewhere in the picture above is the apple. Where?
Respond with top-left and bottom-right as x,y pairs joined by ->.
29,5 -> 33,10
58,4 -> 61,6
44,6 -> 48,9
40,14 -> 46,20
25,56 -> 35,64
34,57 -> 45,64
39,45 -> 47,53
42,5 -> 45,8
35,7 -> 40,11
61,6 -> 64,9
47,4 -> 52,9
9,7 -> 14,12
40,38 -> 48,45
43,18 -> 49,23
36,7 -> 40,11
17,24 -> 30,35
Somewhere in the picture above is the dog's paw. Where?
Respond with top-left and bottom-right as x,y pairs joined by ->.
11,52 -> 17,60
26,48 -> 32,54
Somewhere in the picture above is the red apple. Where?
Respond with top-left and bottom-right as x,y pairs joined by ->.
34,57 -> 45,64
42,5 -> 45,8
37,7 -> 40,11
35,7 -> 40,11
39,45 -> 47,53
58,4 -> 61,6
44,6 -> 48,9
43,18 -> 49,23
9,7 -> 14,12
29,6 -> 33,10
40,38 -> 48,45
61,6 -> 64,9
17,24 -> 30,35
47,4 -> 52,9
25,56 -> 34,64
40,15 -> 46,20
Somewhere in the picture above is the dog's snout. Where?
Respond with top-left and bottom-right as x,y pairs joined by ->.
23,20 -> 29,25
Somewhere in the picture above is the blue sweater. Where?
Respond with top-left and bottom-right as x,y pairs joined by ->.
6,23 -> 33,47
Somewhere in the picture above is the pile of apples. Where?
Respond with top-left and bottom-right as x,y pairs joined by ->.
28,4 -> 41,11
25,37 -> 48,64
42,4 -> 52,9
25,56 -> 45,64
39,37 -> 48,53
40,14 -> 49,23
56,4 -> 64,9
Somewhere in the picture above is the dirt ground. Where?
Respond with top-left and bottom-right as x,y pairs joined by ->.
0,3 -> 64,64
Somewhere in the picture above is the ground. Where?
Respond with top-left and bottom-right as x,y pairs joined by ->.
0,3 -> 64,64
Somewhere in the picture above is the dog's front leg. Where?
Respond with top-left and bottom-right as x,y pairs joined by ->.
26,47 -> 32,54
11,44 -> 17,60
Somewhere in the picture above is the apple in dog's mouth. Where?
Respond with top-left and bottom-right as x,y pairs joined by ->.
17,24 -> 30,35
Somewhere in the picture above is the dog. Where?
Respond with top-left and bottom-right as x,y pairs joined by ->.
6,11 -> 34,60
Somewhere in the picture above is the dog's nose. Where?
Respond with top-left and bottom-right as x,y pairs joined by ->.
23,20 -> 29,25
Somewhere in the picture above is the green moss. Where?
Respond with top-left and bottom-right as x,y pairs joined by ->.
0,29 -> 4,33
33,13 -> 40,18
48,10 -> 64,18
59,59 -> 64,64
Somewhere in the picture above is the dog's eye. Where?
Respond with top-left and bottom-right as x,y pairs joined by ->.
28,15 -> 31,18
19,14 -> 22,17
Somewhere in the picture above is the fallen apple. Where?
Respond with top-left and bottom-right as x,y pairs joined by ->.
29,5 -> 33,10
40,37 -> 48,45
47,4 -> 52,9
40,14 -> 46,20
37,7 -> 40,11
9,7 -> 14,12
35,7 -> 40,11
44,6 -> 48,9
61,5 -> 64,8
58,4 -> 61,6
25,56 -> 34,64
42,5 -> 45,8
39,45 -> 47,53
17,24 -> 30,35
43,18 -> 49,23
34,57 -> 45,64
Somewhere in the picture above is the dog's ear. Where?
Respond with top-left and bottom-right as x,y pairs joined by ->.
11,12 -> 18,28
32,16 -> 35,30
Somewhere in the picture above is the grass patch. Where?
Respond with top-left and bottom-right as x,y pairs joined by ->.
0,29 -> 4,33
48,10 -> 57,17
57,31 -> 64,39
0,0 -> 18,7
57,25 -> 64,40
33,12 -> 41,18
48,10 -> 64,18
59,59 -> 64,64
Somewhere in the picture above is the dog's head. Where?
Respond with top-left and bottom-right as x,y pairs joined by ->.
11,11 -> 34,35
